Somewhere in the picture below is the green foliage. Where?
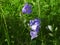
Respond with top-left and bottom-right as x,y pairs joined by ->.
0,0 -> 60,45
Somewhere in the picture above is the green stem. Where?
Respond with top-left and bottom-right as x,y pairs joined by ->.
41,32 -> 45,45
37,0 -> 40,18
1,8 -> 10,45
53,40 -> 57,45
24,0 -> 27,3
31,40 -> 36,45
41,40 -> 44,45
53,24 -> 57,45
37,0 -> 45,45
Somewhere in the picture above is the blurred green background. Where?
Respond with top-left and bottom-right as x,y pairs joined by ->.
0,0 -> 60,45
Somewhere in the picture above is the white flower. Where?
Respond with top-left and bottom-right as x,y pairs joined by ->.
48,25 -> 53,32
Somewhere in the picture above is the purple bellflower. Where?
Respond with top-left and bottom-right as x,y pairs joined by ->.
29,18 -> 41,40
22,3 -> 32,14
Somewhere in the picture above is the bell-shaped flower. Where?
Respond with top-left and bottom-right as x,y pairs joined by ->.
22,3 -> 32,14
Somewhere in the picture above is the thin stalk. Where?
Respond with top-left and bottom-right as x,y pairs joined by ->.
24,0 -> 27,3
53,40 -> 57,45
50,0 -> 57,44
41,32 -> 45,45
37,0 -> 45,45
31,40 -> 36,45
1,8 -> 10,45
41,40 -> 44,45
53,24 -> 57,45
37,0 -> 40,18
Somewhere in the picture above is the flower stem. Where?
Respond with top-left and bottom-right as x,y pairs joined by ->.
37,0 -> 40,18
24,0 -> 27,3
53,24 -> 57,45
1,8 -> 10,45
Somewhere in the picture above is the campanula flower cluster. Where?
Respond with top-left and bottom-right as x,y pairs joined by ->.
30,19 -> 40,40
22,3 -> 41,40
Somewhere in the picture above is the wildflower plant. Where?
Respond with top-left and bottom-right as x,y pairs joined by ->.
0,0 -> 60,45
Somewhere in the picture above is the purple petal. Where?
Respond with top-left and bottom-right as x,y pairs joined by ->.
30,18 -> 40,26
35,26 -> 40,32
22,7 -> 26,13
22,3 -> 32,14
30,20 -> 35,26
24,3 -> 32,9
30,31 -> 38,40
27,10 -> 32,14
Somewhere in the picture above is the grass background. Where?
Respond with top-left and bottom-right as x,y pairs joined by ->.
0,0 -> 60,45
